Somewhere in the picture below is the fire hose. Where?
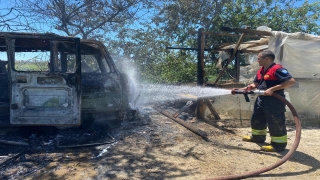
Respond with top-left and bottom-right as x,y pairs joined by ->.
206,89 -> 301,180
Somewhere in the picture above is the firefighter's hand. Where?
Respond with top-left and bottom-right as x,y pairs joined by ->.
264,88 -> 274,96
231,88 -> 238,95
244,85 -> 253,93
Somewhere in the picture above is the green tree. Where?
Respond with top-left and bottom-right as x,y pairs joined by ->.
7,0 -> 320,83
138,0 -> 320,83
0,3 -> 34,31
15,0 -> 155,39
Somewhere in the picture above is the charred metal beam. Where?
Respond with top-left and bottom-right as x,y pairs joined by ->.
203,98 -> 220,120
213,28 -> 247,85
221,26 -> 272,36
189,30 -> 268,38
0,149 -> 27,168
155,106 -> 208,140
166,47 -> 198,51
219,40 -> 268,49
0,140 -> 29,146
239,48 -> 268,53
166,46 -> 233,52
57,135 -> 116,148
56,141 -> 115,148
173,100 -> 193,118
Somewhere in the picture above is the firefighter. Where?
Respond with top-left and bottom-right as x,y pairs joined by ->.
239,49 -> 295,152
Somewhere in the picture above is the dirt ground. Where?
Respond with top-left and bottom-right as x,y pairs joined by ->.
1,105 -> 320,180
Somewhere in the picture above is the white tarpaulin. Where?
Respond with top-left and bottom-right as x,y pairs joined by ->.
269,31 -> 320,78
215,29 -> 320,123
268,31 -> 320,122
240,31 -> 320,81
264,31 -> 320,122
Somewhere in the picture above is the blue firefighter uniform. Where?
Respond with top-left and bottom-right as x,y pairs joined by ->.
251,63 -> 292,151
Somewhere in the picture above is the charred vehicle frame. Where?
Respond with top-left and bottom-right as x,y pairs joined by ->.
0,32 -> 137,128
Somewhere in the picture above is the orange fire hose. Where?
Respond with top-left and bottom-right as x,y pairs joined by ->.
206,93 -> 301,180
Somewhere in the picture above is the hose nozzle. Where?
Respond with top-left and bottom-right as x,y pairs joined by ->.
231,89 -> 249,94
231,90 -> 266,102
252,90 -> 266,95
231,89 -> 265,95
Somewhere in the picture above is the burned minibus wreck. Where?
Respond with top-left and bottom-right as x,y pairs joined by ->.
0,32 -> 138,129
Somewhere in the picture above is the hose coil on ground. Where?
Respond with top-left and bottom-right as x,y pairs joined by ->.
206,93 -> 301,180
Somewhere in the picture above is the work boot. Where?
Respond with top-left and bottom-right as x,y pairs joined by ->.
242,135 -> 265,143
261,145 -> 285,152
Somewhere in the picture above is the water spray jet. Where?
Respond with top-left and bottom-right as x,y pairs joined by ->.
136,84 -> 232,106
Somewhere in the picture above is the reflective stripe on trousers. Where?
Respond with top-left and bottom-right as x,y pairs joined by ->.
252,128 -> 267,136
271,135 -> 287,143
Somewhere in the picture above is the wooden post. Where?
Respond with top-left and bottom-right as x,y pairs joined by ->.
197,28 -> 206,119
235,50 -> 240,82
197,28 -> 205,86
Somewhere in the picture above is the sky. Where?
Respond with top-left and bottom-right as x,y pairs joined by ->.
1,0 -> 319,33
296,0 -> 318,5
294,0 -> 320,27
1,0 -> 320,61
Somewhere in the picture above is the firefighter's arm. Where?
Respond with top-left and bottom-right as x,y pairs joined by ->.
239,82 -> 258,91
265,77 -> 296,96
